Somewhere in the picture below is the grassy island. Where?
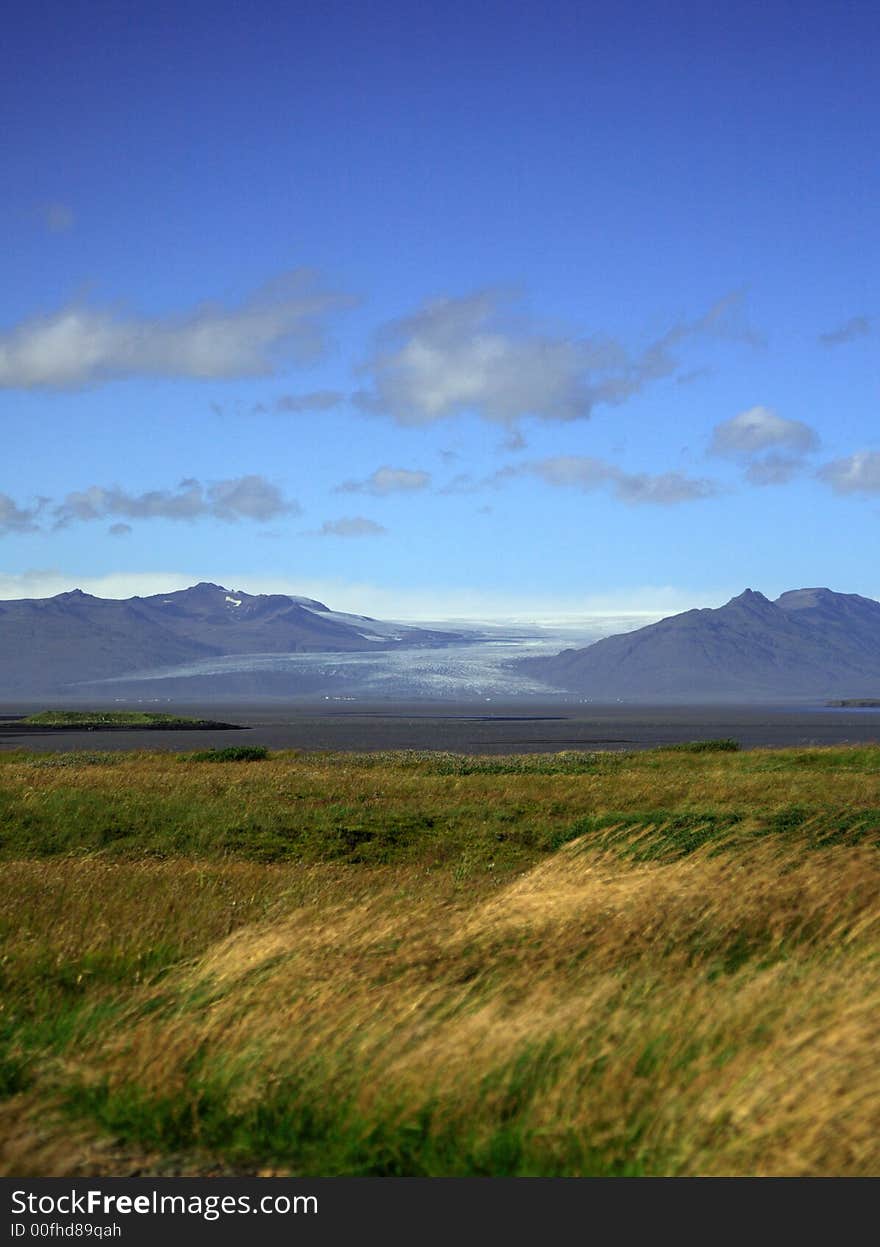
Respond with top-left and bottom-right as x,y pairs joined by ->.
21,710 -> 241,730
1,741 -> 878,1177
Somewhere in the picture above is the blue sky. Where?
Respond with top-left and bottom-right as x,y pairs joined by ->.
2,0 -> 878,618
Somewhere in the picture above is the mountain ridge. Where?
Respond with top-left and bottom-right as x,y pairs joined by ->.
0,582 -> 464,696
517,586 -> 880,701
3,582 -> 879,702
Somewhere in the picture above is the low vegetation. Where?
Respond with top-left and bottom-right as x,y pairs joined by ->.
1,741 -> 878,1176
182,745 -> 270,763
657,737 -> 740,753
22,711 -> 241,730
25,711 -> 204,727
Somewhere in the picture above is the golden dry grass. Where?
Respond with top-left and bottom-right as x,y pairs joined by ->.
1,744 -> 879,1176
73,834 -> 874,1177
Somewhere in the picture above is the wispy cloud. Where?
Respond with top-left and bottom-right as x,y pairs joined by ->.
107,522 -> 133,537
819,316 -> 871,347
0,493 -> 46,535
0,270 -> 351,389
353,288 -> 760,426
498,456 -> 718,505
437,473 -> 480,495
271,390 -> 344,413
675,367 -> 713,386
336,466 -> 431,496
248,390 -> 343,415
316,516 -> 387,537
500,428 -> 527,452
817,450 -> 880,495
709,406 -> 819,486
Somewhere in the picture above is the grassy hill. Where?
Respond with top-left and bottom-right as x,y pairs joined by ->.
1,742 -> 878,1176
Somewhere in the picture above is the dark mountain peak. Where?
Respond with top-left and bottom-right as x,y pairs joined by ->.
190,581 -> 230,594
727,588 -> 773,607
52,588 -> 96,603
140,583 -> 236,606
720,589 -> 780,618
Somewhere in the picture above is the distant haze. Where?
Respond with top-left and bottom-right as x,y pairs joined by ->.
0,570 -> 710,622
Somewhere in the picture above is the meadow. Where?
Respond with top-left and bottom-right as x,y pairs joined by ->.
1,740 -> 878,1176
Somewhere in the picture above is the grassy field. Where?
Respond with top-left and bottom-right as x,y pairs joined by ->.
1,741 -> 878,1176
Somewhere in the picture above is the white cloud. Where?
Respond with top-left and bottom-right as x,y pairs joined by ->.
0,475 -> 301,534
61,476 -> 296,525
499,456 -> 718,505
710,407 -> 819,457
208,476 -> 295,522
317,516 -> 387,537
354,288 -> 759,426
709,407 -> 819,486
336,466 -> 431,496
613,470 -> 718,506
0,270 -> 350,389
817,450 -> 880,495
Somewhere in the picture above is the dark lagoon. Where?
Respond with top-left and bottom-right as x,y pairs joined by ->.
2,701 -> 879,754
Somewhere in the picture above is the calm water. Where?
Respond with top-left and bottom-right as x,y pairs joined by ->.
2,702 -> 878,754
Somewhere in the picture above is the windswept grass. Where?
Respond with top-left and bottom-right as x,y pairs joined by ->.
1,742 -> 879,1175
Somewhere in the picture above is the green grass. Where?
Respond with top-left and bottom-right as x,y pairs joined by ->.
2,743 -> 879,866
654,738 -> 740,753
24,710 -> 207,727
28,751 -> 124,767
63,1043 -> 659,1176
182,745 -> 270,763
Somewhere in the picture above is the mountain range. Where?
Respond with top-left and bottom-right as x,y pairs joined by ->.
2,582 -> 878,702
517,587 -> 880,701
0,582 -> 463,697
